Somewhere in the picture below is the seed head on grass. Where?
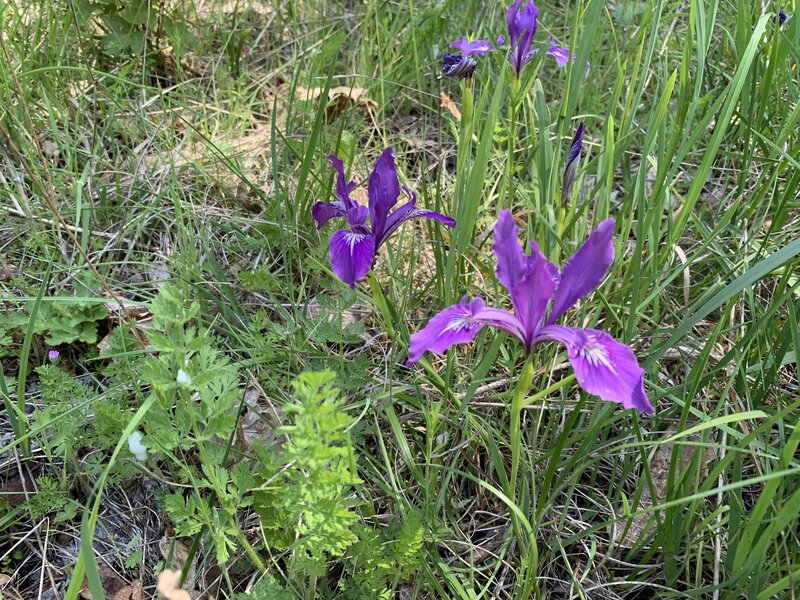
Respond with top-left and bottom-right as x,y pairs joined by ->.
407,210 -> 654,414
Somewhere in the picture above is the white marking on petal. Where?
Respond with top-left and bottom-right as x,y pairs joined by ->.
577,335 -> 615,372
442,316 -> 478,333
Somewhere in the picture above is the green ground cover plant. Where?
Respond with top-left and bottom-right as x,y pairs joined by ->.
0,0 -> 798,598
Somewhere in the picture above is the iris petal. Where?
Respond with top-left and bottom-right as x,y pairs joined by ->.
407,297 -> 524,365
548,218 -> 615,324
329,229 -> 376,289
368,147 -> 401,245
311,201 -> 347,229
536,325 -> 653,414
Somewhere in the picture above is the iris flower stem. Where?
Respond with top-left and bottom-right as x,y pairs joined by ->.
508,354 -> 535,515
503,78 -> 521,213
366,271 -> 396,339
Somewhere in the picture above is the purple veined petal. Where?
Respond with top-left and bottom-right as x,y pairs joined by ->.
506,0 -> 538,46
509,240 -> 556,345
311,200 -> 347,229
407,297 -> 525,365
329,229 -> 376,289
506,0 -> 539,75
380,187 -> 456,246
546,36 -> 574,68
547,218 -> 615,324
562,122 -> 584,204
442,53 -> 478,78
535,325 -> 653,414
450,36 -> 494,57
493,209 -> 530,293
368,147 -> 401,245
346,203 -> 369,228
492,211 -> 556,342
327,154 -> 357,209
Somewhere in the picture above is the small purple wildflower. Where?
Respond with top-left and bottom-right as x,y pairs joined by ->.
506,0 -> 539,77
778,8 -> 788,24
443,36 -> 494,78
562,122 -> 584,203
48,349 -> 60,361
407,210 -> 653,415
546,36 -> 575,68
242,45 -> 250,56
313,148 -> 456,288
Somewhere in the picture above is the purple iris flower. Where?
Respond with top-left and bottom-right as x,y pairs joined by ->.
546,36 -> 575,68
562,122 -> 584,203
506,0 -> 540,76
312,148 -> 456,288
407,210 -> 654,415
443,36 -> 494,78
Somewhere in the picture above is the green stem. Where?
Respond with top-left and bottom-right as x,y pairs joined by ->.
504,78 -> 521,213
366,271 -> 396,339
509,355 -> 535,504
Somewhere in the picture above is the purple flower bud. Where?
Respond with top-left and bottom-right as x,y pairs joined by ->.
562,122 -> 584,204
442,52 -> 478,78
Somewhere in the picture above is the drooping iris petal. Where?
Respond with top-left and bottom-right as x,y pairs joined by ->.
327,154 -> 357,209
442,52 -> 478,78
380,189 -> 456,246
546,36 -> 574,68
450,36 -> 494,57
407,297 -> 525,365
311,201 -> 347,229
562,122 -> 584,204
536,325 -> 653,414
368,147 -> 401,245
329,229 -> 376,289
548,218 -> 615,324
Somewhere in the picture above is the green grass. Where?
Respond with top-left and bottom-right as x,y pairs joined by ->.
0,0 -> 798,598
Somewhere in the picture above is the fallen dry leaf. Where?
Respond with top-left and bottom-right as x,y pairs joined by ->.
440,91 -> 461,121
156,570 -> 191,600
159,537 -> 194,581
113,580 -> 143,600
234,387 -> 283,454
293,85 -> 377,117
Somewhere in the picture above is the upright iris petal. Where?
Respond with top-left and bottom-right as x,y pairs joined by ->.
407,210 -> 654,415
312,147 -> 456,288
506,0 -> 539,76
